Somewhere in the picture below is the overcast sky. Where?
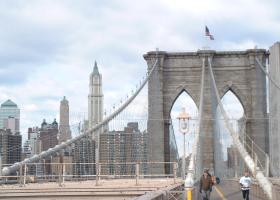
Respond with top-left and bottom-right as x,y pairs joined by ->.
0,0 -> 279,144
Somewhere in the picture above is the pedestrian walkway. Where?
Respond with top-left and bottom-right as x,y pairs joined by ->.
210,180 -> 264,200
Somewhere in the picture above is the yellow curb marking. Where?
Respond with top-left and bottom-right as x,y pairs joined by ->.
214,185 -> 227,200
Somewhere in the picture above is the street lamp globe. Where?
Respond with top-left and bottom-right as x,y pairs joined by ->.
177,107 -> 191,134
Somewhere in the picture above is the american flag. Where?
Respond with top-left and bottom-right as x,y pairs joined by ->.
205,26 -> 210,36
205,26 -> 214,40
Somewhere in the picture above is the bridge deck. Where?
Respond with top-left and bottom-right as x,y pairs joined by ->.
0,178 -> 274,200
0,178 -> 177,200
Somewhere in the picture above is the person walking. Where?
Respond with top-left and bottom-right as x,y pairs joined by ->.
199,169 -> 213,200
239,172 -> 252,200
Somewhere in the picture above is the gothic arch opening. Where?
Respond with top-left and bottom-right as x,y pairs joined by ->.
220,86 -> 248,116
170,90 -> 198,159
214,89 -> 245,178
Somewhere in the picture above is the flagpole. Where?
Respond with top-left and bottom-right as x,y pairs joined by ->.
203,26 -> 209,50
203,19 -> 207,50
203,25 -> 214,50
203,25 -> 206,50
204,35 -> 208,50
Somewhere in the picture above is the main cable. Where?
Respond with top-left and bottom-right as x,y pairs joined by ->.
2,52 -> 159,176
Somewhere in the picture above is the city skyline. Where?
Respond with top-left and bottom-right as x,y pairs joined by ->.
0,0 -> 279,144
0,1 -> 280,198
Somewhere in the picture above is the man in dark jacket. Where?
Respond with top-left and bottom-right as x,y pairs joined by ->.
199,169 -> 213,200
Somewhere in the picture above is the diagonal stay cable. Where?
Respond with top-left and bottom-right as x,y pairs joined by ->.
2,53 -> 159,176
185,57 -> 205,186
207,56 -> 273,200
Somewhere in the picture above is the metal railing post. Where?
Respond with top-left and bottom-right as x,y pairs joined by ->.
95,163 -> 99,186
19,165 -> 23,186
43,159 -> 46,181
34,163 -> 37,183
96,163 -> 101,186
50,156 -> 52,181
62,163 -> 65,184
58,163 -> 62,187
135,163 -> 139,186
23,164 -> 27,186
173,162 -> 177,184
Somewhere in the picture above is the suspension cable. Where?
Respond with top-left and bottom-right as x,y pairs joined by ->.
208,56 -> 273,200
2,52 -> 159,176
255,57 -> 280,90
185,57 -> 205,187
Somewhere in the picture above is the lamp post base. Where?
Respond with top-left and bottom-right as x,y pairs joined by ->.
186,188 -> 192,200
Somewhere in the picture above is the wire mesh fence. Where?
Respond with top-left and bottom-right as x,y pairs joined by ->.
0,161 -> 181,186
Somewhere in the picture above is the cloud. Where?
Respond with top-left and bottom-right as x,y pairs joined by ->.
0,0 -> 279,151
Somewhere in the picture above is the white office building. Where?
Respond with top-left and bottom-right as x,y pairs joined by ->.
0,99 -> 20,134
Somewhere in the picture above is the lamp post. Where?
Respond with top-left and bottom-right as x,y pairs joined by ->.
177,108 -> 191,200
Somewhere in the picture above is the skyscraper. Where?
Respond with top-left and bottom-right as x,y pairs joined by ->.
72,62 -> 103,176
58,96 -> 71,143
39,119 -> 58,175
23,127 -> 43,176
73,136 -> 95,176
24,127 -> 41,157
0,129 -> 22,166
99,122 -> 148,175
88,61 -> 103,129
0,99 -> 20,134
40,119 -> 58,152
53,96 -> 73,177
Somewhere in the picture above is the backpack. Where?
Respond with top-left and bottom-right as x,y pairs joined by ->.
216,177 -> 220,184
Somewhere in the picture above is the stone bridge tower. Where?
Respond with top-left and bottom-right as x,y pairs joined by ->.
144,49 -> 268,174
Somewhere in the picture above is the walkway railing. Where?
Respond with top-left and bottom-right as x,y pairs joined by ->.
0,161 -> 180,187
